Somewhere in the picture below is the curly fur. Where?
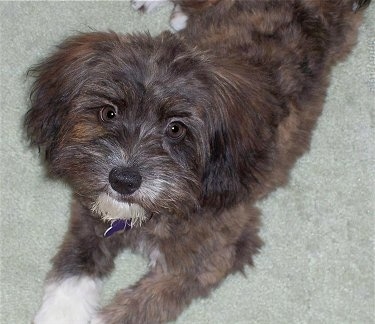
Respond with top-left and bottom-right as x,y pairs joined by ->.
25,0 -> 370,323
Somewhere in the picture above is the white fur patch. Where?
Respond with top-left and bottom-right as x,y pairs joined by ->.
170,5 -> 188,31
33,276 -> 101,324
148,248 -> 168,272
131,0 -> 168,13
92,193 -> 146,225
90,316 -> 105,324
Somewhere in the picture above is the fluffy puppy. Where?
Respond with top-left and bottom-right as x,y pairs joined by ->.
25,1 -> 371,323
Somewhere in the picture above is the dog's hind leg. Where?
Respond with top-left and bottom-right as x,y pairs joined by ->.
170,4 -> 189,31
131,0 -> 189,31
131,0 -> 170,13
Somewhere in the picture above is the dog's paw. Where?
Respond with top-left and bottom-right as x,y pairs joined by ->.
131,0 -> 168,13
33,277 -> 101,324
90,315 -> 105,324
170,5 -> 188,31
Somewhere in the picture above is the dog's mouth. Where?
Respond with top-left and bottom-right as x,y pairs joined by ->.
91,192 -> 148,226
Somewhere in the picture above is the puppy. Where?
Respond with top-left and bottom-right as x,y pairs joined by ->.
25,1 -> 371,323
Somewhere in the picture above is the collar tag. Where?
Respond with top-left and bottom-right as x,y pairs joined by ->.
103,219 -> 132,237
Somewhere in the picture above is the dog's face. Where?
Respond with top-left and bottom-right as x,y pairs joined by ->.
25,32 -> 277,222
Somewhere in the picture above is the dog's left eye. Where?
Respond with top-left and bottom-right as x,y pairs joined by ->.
166,122 -> 186,141
100,106 -> 118,122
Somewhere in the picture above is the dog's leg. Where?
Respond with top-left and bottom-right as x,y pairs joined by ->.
91,246 -> 236,324
33,199 -> 125,324
170,4 -> 189,31
131,0 -> 170,13
92,206 -> 262,324
131,0 -> 188,31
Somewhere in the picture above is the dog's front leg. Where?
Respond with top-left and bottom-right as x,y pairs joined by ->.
92,245 -> 235,324
33,199 -> 126,324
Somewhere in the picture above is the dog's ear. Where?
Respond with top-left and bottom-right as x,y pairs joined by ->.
24,32 -> 119,160
201,59 -> 286,210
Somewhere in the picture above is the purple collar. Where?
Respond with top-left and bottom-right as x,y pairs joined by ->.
104,219 -> 132,237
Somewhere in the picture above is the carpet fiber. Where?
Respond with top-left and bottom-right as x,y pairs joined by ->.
1,2 -> 374,323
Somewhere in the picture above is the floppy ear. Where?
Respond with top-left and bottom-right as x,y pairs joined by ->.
24,32 -> 119,160
201,60 -> 286,210
25,58 -> 69,160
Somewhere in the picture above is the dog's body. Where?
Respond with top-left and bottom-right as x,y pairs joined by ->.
26,1 -> 370,323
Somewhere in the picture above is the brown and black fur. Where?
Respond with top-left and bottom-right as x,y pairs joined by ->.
25,0 -> 371,323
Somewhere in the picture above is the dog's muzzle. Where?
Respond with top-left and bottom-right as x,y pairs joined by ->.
91,166 -> 147,225
109,166 -> 142,195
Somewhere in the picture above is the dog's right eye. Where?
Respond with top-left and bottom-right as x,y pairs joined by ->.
100,106 -> 118,122
166,121 -> 187,142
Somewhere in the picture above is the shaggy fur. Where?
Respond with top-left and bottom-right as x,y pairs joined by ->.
25,0 -> 371,323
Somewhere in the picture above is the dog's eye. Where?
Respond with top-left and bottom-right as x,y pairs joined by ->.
166,122 -> 186,141
100,106 -> 118,122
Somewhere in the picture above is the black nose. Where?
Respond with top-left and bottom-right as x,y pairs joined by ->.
109,167 -> 142,195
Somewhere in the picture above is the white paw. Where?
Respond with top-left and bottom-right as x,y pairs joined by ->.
33,276 -> 102,324
131,0 -> 169,13
90,315 -> 105,324
170,5 -> 188,31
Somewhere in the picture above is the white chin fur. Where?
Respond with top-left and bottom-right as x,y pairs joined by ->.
92,193 -> 146,225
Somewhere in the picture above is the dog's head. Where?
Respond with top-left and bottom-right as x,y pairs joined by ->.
25,31 -> 280,222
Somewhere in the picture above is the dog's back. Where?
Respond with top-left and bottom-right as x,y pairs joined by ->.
175,0 -> 371,197
180,0 -> 370,67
